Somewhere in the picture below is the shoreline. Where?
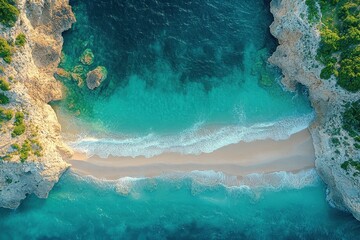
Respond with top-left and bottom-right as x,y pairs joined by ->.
69,129 -> 315,180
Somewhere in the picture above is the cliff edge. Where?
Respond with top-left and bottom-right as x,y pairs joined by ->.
269,0 -> 360,220
0,0 -> 74,208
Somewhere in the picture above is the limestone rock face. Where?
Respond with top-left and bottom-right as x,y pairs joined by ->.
86,66 -> 108,90
269,0 -> 360,220
0,0 -> 75,209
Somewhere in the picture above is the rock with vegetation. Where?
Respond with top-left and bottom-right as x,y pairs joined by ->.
0,92 -> 9,104
270,0 -> 360,220
15,33 -> 26,47
0,106 -> 13,122
86,66 -> 108,90
316,0 -> 360,92
0,0 -> 19,27
0,37 -> 13,64
0,0 -> 75,209
0,77 -> 10,90
11,111 -> 25,137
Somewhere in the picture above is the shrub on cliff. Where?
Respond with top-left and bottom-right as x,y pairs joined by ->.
343,100 -> 360,137
338,46 -> 360,92
0,77 -> 10,91
0,106 -> 13,122
19,140 -> 31,162
305,0 -> 320,23
319,27 -> 340,55
318,0 -> 360,92
0,0 -> 19,27
0,38 -> 13,64
0,92 -> 9,104
15,33 -> 26,47
12,111 -> 25,137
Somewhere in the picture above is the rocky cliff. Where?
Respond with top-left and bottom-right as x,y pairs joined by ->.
0,0 -> 74,209
269,0 -> 360,220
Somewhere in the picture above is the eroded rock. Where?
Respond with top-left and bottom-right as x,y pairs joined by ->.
86,66 -> 108,90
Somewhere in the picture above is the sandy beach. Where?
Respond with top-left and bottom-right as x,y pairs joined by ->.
68,129 -> 315,180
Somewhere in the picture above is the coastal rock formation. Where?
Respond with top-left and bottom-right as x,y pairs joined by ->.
0,0 -> 75,208
269,0 -> 360,220
86,66 -> 108,90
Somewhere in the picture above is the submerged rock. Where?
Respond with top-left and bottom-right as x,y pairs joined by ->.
86,66 -> 108,90
54,68 -> 71,81
80,48 -> 94,65
72,64 -> 87,77
71,73 -> 84,87
68,65 -> 87,87
259,70 -> 273,87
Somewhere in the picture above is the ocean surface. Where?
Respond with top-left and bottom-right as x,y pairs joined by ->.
2,0 -> 359,238
52,0 -> 313,157
1,170 -> 360,239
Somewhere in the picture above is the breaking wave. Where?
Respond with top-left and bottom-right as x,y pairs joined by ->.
69,113 -> 314,158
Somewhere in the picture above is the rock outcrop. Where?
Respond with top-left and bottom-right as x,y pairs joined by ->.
86,66 -> 107,90
0,0 -> 75,209
269,0 -> 360,220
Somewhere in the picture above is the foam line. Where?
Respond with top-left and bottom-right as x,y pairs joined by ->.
69,113 -> 314,158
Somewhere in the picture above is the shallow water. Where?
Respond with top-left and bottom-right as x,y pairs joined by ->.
1,170 -> 360,239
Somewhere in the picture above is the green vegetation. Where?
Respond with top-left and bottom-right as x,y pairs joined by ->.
5,176 -> 12,184
331,137 -> 341,146
5,138 -> 43,162
341,159 -> 360,176
0,0 -> 19,27
11,143 -> 20,150
30,139 -> 43,157
0,65 -> 4,74
19,140 -> 30,162
0,77 -> 10,91
15,33 -> 26,47
343,100 -> 360,138
0,106 -> 12,126
11,111 -> 25,137
0,106 -> 13,122
0,37 -> 13,64
0,92 -> 9,104
305,0 -> 320,23
316,0 -> 360,92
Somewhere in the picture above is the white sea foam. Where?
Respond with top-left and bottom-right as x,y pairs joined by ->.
72,168 -> 320,195
68,113 -> 314,158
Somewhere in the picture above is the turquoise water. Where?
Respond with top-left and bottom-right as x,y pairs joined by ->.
4,0 -> 355,238
54,0 -> 313,136
1,170 -> 360,239
53,0 -> 313,157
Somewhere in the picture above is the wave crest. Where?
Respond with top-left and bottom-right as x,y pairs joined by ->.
68,113 -> 314,158
72,168 -> 320,197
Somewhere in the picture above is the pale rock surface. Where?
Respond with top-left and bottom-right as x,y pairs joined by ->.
269,0 -> 360,220
0,0 -> 75,209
